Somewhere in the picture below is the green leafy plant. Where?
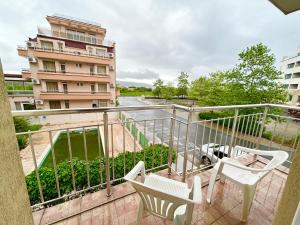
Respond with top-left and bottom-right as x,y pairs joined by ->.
26,144 -> 175,205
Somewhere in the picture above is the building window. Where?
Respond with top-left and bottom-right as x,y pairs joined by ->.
43,61 -> 56,72
287,63 -> 295,69
88,47 -> 93,55
91,84 -> 95,94
49,101 -> 61,109
58,42 -> 63,52
90,65 -> 94,75
46,82 -> 59,92
96,49 -> 105,56
60,63 -> 66,73
41,41 -> 53,50
15,102 -> 22,110
64,100 -> 70,109
99,101 -> 107,107
98,84 -> 107,92
62,83 -> 68,93
97,66 -> 106,74
285,74 -> 292,79
288,95 -> 293,101
76,63 -> 82,69
66,29 -> 85,41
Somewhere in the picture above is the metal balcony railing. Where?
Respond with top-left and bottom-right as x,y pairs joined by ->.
12,103 -> 300,209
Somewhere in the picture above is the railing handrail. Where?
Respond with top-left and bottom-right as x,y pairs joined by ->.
37,69 -> 109,76
11,103 -> 300,117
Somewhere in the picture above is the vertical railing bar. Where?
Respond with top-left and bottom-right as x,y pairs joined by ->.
242,115 -> 251,148
205,120 -> 213,161
122,121 -> 126,177
103,112 -> 111,197
233,115 -> 241,148
228,109 -> 239,156
199,120 -> 206,165
255,107 -> 269,149
238,115 -> 246,147
168,108 -> 176,174
251,114 -> 262,149
152,119 -> 156,169
224,118 -> 231,147
160,119 -> 164,166
249,114 -> 258,149
192,123 -> 199,171
218,119 -> 226,153
133,120 -> 136,165
175,122 -> 181,171
111,124 -> 115,181
29,132 -> 44,203
279,120 -> 290,150
48,130 -> 61,197
269,116 -> 278,151
82,127 -> 90,188
144,120 -> 146,163
182,110 -> 192,182
97,125 -> 104,186
245,114 -> 255,148
66,129 -> 76,192
212,119 -> 220,160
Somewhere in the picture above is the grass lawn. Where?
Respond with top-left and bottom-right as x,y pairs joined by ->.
42,129 -> 104,168
120,91 -> 153,96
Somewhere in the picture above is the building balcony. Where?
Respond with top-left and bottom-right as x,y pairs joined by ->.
11,103 -> 298,225
17,47 -> 114,65
38,26 -> 114,47
39,91 -> 111,100
6,90 -> 34,96
36,70 -> 111,83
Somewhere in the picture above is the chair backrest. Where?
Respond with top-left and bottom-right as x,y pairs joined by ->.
129,180 -> 191,220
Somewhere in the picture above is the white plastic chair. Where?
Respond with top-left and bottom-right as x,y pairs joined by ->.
206,145 -> 288,222
124,161 -> 202,225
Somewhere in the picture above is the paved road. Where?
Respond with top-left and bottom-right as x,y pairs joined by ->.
119,97 -> 292,168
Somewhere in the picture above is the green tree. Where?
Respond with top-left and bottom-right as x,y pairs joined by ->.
176,72 -> 189,98
222,43 -> 287,105
161,83 -> 176,100
153,79 -> 164,97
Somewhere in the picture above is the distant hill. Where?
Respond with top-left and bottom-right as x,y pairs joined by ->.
117,80 -> 152,88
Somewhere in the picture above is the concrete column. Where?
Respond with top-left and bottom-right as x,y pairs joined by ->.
273,143 -> 300,225
0,60 -> 34,224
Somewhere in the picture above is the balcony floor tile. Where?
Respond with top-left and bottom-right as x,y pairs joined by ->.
33,157 -> 287,225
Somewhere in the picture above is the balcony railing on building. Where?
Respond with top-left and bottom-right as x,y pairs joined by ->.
37,27 -> 114,47
13,103 -> 299,210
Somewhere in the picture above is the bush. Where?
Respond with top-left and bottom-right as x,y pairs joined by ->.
14,117 -> 42,150
26,144 -> 175,205
199,111 -> 263,134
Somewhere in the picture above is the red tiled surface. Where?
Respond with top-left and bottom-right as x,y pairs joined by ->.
33,157 -> 287,225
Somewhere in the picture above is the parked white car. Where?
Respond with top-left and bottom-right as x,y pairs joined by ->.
198,143 -> 229,166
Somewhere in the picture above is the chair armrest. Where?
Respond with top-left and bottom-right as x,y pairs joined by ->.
189,176 -> 202,204
221,158 -> 272,173
124,161 -> 146,182
234,145 -> 276,157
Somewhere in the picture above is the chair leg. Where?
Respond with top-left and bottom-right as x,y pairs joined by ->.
241,184 -> 256,222
207,163 -> 221,203
185,204 -> 194,225
137,200 -> 144,225
207,172 -> 219,203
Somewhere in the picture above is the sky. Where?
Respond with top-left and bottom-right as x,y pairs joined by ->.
1,0 -> 300,85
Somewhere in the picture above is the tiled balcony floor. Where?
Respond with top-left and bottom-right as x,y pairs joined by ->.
33,156 -> 287,225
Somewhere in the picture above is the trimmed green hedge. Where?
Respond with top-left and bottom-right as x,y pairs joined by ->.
26,144 -> 175,205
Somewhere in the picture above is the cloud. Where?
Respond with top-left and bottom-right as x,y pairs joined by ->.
117,69 -> 159,79
1,0 -> 300,83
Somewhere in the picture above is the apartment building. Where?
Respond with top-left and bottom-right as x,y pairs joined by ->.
280,49 -> 300,106
4,72 -> 35,110
17,14 -> 116,109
